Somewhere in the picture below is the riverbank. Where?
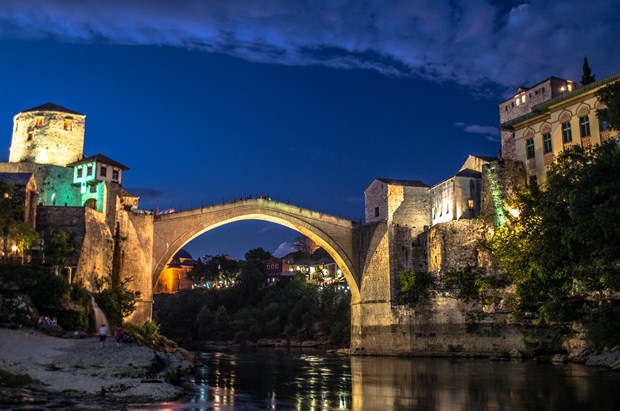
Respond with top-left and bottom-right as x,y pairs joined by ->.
0,326 -> 194,404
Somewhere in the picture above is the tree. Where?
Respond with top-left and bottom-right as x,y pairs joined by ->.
596,81 -> 620,131
244,247 -> 271,261
0,181 -> 38,259
95,274 -> 140,327
581,56 -> 596,85
190,255 -> 239,284
293,235 -> 320,255
43,229 -> 78,268
490,142 -> 620,346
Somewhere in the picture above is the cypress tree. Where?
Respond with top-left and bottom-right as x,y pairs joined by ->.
581,56 -> 596,85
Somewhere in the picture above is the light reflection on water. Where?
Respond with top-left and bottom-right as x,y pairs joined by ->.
129,350 -> 620,411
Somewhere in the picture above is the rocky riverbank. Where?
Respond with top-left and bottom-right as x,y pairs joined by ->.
0,327 -> 194,404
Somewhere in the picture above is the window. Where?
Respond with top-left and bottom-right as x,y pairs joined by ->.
90,185 -> 97,193
100,166 -> 107,177
27,132 -> 33,141
374,207 -> 379,217
579,116 -> 591,137
467,199 -> 474,209
87,165 -> 93,176
526,138 -> 535,159
64,118 -> 73,131
76,167 -> 83,178
562,122 -> 572,143
543,133 -> 552,153
35,116 -> 44,127
112,169 -> 119,181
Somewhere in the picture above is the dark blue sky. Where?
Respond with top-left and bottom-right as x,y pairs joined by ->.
0,1 -> 617,259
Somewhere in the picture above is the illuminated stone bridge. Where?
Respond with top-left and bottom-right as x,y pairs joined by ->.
152,199 -> 363,303
150,197 -> 412,352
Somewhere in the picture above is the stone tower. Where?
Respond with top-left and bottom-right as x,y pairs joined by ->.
9,103 -> 86,166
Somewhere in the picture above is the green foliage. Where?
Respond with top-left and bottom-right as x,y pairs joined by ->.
0,368 -> 32,387
596,81 -> 620,131
154,264 -> 351,346
43,229 -> 78,267
396,270 -> 434,305
190,254 -> 240,283
490,142 -> 620,347
94,274 -> 140,327
244,247 -> 272,261
0,263 -> 92,331
136,320 -> 161,343
0,181 -> 39,255
584,302 -> 620,349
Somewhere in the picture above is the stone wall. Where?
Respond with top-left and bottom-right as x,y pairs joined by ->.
10,110 -> 85,167
353,297 -> 525,356
364,180 -> 388,223
0,162 -> 81,206
427,219 -> 487,274
118,210 -> 154,324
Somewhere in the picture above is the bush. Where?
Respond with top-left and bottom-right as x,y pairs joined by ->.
94,274 -> 140,327
397,270 -> 434,305
584,302 -> 620,349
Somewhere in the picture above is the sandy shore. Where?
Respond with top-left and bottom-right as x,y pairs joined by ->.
0,327 -> 193,403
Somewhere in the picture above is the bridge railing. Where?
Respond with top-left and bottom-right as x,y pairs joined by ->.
155,193 -> 362,222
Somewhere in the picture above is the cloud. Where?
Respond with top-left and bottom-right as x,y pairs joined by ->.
273,241 -> 295,258
455,121 -> 500,142
0,1 -> 618,90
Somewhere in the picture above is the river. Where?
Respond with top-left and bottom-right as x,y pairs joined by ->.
128,349 -> 620,411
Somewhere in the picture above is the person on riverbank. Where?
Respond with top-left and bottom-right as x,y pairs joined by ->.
114,326 -> 122,348
98,324 -> 107,348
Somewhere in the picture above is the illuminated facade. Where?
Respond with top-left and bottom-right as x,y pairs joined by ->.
155,249 -> 196,294
500,72 -> 620,184
430,155 -> 494,226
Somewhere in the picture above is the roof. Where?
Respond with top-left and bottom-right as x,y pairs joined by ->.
501,71 -> 620,130
20,103 -> 83,116
470,154 -> 497,162
121,189 -> 139,198
0,172 -> 34,187
373,178 -> 429,188
67,153 -> 130,170
174,249 -> 193,260
455,169 -> 482,178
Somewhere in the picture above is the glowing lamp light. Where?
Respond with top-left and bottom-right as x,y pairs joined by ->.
507,208 -> 521,218
11,245 -> 18,253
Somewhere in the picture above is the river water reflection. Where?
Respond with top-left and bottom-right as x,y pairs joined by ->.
131,349 -> 620,410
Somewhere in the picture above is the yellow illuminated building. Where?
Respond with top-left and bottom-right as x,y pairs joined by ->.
155,249 -> 196,294
500,72 -> 620,184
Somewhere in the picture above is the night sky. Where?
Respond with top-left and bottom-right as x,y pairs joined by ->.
0,1 -> 618,259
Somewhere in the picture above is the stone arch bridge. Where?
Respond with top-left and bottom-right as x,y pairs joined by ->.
149,198 -> 413,353
152,199 -> 363,303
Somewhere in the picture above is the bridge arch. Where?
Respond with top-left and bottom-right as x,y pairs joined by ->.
152,200 -> 361,303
